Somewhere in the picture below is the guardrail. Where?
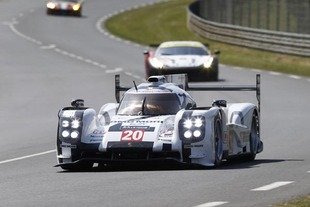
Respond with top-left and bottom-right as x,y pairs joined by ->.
187,1 -> 310,57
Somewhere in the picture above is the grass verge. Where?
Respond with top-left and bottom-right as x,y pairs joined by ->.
274,195 -> 310,207
105,0 -> 310,77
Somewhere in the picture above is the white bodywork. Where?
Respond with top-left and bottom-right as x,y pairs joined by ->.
148,41 -> 215,69
56,75 -> 262,167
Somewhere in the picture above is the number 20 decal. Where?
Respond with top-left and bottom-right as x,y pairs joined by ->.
121,130 -> 144,141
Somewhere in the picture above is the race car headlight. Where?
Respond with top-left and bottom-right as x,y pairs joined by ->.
184,130 -> 192,139
62,130 -> 70,138
183,119 -> 192,129
203,57 -> 214,68
47,2 -> 56,9
179,116 -> 205,142
70,131 -> 79,139
149,58 -> 164,69
183,117 -> 204,129
193,130 -> 202,138
71,119 -> 80,129
62,120 -> 70,128
72,4 -> 80,11
58,110 -> 84,141
194,117 -> 203,128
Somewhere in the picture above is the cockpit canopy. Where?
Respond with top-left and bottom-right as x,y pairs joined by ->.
117,93 -> 181,116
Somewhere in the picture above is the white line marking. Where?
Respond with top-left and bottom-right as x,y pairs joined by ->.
54,48 -> 62,53
251,181 -> 293,191
133,75 -> 142,79
252,69 -> 262,73
0,150 -> 56,165
92,62 -> 100,66
193,201 -> 228,207
106,67 -> 123,73
269,71 -> 281,76
75,56 -> 83,60
307,171 -> 310,173
288,75 -> 301,80
232,66 -> 242,70
40,44 -> 56,50
68,53 -> 76,58
84,59 -> 93,63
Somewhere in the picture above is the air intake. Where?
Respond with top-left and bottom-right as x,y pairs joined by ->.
147,76 -> 166,83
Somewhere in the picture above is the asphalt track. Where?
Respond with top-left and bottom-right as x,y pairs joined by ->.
0,0 -> 309,206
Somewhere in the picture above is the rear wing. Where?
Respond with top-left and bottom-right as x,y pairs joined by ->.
186,74 -> 261,113
115,74 -> 261,112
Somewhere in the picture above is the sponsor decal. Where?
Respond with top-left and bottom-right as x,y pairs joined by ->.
61,143 -> 77,148
121,129 -> 144,142
90,138 -> 102,142
90,129 -> 105,138
121,126 -> 149,130
109,123 -> 155,132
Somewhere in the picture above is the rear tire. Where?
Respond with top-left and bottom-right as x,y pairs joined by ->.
244,114 -> 259,161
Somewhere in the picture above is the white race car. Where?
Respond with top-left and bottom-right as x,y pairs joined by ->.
56,74 -> 263,171
144,41 -> 220,81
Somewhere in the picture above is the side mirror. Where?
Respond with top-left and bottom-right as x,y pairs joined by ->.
71,99 -> 84,108
212,100 -> 226,107
185,103 -> 194,110
143,50 -> 150,55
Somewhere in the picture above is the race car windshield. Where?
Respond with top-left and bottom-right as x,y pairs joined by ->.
117,93 -> 181,116
156,46 -> 208,56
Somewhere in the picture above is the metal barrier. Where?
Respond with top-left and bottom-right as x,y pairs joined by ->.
187,1 -> 310,57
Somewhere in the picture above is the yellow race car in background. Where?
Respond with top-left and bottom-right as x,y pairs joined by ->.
46,0 -> 84,17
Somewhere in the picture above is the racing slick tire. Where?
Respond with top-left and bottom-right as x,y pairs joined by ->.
46,9 -> 53,15
204,64 -> 218,82
75,8 -> 82,17
214,115 -> 223,167
244,113 -> 259,161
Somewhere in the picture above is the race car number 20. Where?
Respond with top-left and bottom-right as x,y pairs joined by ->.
121,130 -> 144,141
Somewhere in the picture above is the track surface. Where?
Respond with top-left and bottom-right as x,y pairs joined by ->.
0,0 -> 309,206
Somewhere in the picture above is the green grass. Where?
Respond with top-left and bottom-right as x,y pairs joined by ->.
274,195 -> 310,207
105,0 -> 310,77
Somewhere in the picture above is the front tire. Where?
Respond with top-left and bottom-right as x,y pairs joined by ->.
75,8 -> 82,17
214,115 -> 223,167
